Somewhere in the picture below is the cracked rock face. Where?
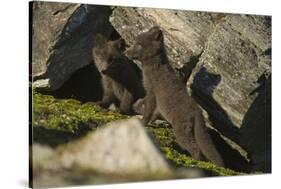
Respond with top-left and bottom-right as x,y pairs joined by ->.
190,14 -> 271,128
110,7 -> 221,69
31,2 -> 115,90
31,2 -> 80,76
188,15 -> 271,172
110,7 -> 271,129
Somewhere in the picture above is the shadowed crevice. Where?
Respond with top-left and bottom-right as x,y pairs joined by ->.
240,73 -> 271,173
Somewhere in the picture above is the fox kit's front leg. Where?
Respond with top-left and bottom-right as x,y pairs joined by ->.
98,77 -> 115,108
141,92 -> 157,125
120,89 -> 134,115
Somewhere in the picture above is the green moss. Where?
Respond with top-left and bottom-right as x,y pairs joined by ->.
32,90 -> 127,146
146,124 -> 242,176
162,147 -> 241,176
146,125 -> 175,147
32,89 -> 242,175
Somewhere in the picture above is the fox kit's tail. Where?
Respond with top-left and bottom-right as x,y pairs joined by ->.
194,113 -> 224,167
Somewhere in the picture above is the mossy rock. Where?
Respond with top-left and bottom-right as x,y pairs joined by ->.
32,89 -> 242,176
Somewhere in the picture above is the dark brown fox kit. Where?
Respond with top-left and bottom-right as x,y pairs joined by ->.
92,34 -> 144,114
126,26 -> 224,166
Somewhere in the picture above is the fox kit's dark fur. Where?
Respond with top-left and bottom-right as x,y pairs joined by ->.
126,27 -> 224,166
92,34 -> 144,114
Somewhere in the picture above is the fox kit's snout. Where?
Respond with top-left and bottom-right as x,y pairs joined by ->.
126,44 -> 142,60
93,34 -> 126,73
126,26 -> 163,61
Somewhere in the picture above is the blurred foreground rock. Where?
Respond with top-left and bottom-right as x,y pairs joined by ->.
58,118 -> 172,175
33,118 -> 186,187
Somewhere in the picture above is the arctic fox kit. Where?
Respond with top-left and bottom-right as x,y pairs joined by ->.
92,34 -> 144,114
126,26 -> 224,166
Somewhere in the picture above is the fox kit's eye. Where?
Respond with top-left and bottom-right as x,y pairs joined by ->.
117,39 -> 126,51
136,44 -> 142,51
108,56 -> 117,63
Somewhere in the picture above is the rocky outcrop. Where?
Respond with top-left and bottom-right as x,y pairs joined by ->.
187,15 -> 271,173
31,2 -> 116,90
110,7 -> 271,129
110,8 -> 271,172
110,8 -> 220,69
190,15 -> 271,129
31,2 -> 79,76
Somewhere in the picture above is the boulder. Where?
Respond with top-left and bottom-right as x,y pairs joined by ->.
31,1 -> 79,76
58,117 -> 173,176
32,118 -> 211,187
31,2 -> 115,90
32,118 -> 176,187
190,14 -> 271,129
110,7 -> 221,69
31,144 -> 66,188
188,15 -> 271,172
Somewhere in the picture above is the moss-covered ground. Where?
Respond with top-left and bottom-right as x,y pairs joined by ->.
32,90 -> 242,176
33,90 -> 127,146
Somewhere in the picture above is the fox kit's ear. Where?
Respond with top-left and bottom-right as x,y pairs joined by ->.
151,27 -> 163,41
116,38 -> 126,51
94,33 -> 107,47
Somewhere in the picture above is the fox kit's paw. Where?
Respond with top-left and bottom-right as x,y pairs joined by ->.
133,98 -> 144,115
85,101 -> 109,112
119,107 -> 134,115
95,100 -> 110,108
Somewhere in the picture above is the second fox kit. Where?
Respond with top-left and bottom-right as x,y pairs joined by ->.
126,27 -> 224,166
92,34 -> 144,114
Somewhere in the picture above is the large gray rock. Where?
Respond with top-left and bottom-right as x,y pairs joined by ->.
190,14 -> 271,129
32,118 -> 178,187
31,2 -> 79,76
110,7 -> 222,69
59,118 -> 173,176
188,15 -> 271,172
31,2 -> 115,90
